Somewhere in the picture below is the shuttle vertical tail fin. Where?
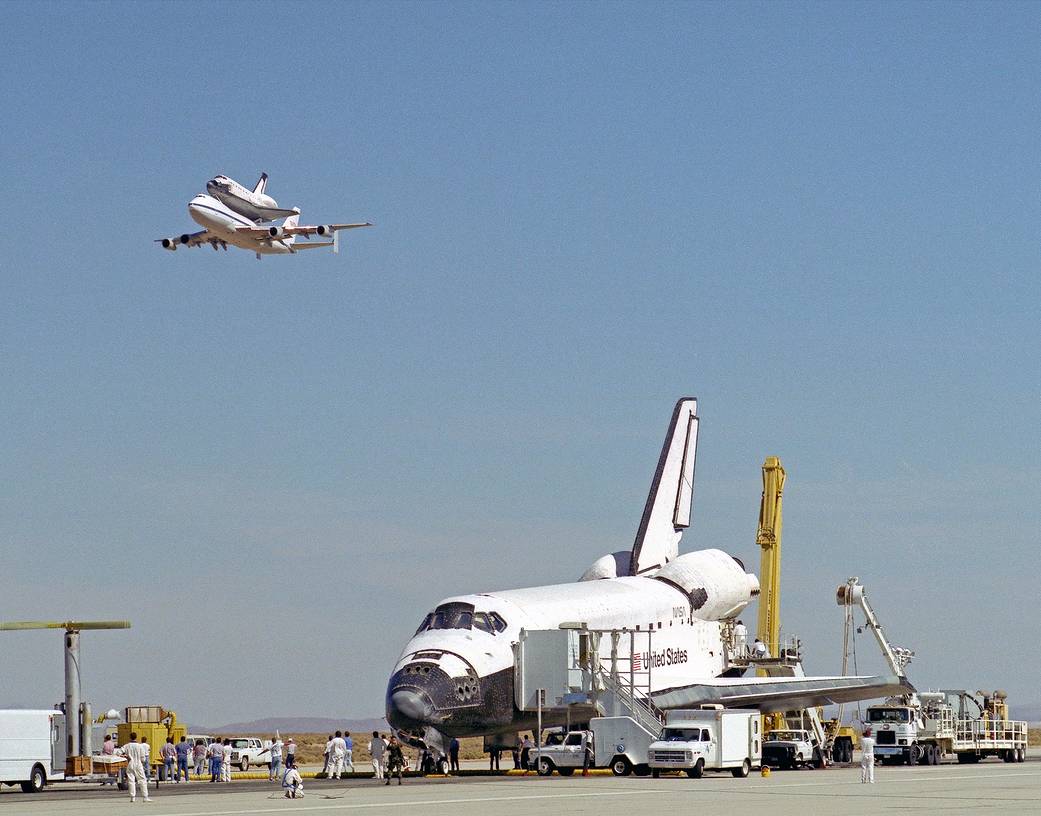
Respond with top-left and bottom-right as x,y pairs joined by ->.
253,173 -> 268,195
629,397 -> 699,575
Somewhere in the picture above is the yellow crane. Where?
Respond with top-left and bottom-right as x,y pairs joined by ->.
755,457 -> 785,732
755,456 -> 785,660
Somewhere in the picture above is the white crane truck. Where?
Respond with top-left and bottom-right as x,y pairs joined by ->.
839,579 -> 1028,766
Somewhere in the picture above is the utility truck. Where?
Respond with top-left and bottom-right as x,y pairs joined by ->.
532,716 -> 655,777
0,710 -> 66,793
838,580 -> 1028,766
867,690 -> 1027,766
647,708 -> 760,779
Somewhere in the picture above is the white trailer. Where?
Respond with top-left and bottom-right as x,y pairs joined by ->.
0,710 -> 66,793
648,708 -> 761,778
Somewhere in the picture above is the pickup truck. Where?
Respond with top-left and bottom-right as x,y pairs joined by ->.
529,717 -> 655,777
761,729 -> 822,770
531,731 -> 587,776
227,737 -> 273,772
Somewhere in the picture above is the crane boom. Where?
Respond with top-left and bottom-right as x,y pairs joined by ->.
836,578 -> 915,702
756,456 -> 785,658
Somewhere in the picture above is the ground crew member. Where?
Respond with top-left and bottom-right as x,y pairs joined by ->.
161,736 -> 176,781
260,736 -> 283,781
286,737 -> 297,769
520,734 -> 534,772
449,737 -> 460,772
282,764 -> 305,798
344,731 -> 354,773
581,730 -> 593,776
322,734 -> 333,775
193,740 -> 207,776
734,620 -> 748,657
221,738 -> 232,782
752,638 -> 768,659
368,731 -> 386,780
208,738 -> 222,782
102,734 -> 115,756
328,731 -> 347,779
117,732 -> 152,803
385,736 -> 406,785
175,735 -> 191,782
860,727 -> 876,784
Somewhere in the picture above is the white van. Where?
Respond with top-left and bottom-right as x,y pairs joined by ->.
0,710 -> 67,792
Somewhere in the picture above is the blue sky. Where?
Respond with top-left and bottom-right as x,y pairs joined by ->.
1,1 -> 1039,726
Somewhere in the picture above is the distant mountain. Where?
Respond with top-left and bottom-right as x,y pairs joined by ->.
199,717 -> 388,735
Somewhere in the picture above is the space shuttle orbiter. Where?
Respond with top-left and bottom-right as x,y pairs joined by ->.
206,173 -> 299,223
385,398 -> 911,747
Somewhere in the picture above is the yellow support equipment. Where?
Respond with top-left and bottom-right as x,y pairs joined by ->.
756,456 -> 785,659
755,456 -> 786,733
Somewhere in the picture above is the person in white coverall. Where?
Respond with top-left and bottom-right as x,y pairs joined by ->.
116,732 -> 152,803
221,739 -> 232,782
283,765 -> 305,798
860,727 -> 876,784
733,620 -> 748,657
368,731 -> 386,780
328,731 -> 347,778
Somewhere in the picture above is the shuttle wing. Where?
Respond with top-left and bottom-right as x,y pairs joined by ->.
253,205 -> 302,221
650,674 -> 913,712
629,397 -> 699,575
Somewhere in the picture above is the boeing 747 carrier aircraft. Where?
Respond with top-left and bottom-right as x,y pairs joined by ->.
386,398 -> 911,752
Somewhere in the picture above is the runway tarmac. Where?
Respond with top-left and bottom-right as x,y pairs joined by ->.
3,759 -> 1039,816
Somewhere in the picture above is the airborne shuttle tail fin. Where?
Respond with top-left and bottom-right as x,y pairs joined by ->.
253,173 -> 269,195
629,397 -> 699,575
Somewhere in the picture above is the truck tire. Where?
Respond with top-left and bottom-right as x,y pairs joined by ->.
918,745 -> 931,765
20,765 -> 46,793
536,757 -> 554,776
731,759 -> 750,778
651,769 -> 660,779
686,759 -> 704,779
611,757 -> 633,776
633,764 -> 651,777
1017,749 -> 1025,763
907,744 -> 921,766
240,757 -> 249,772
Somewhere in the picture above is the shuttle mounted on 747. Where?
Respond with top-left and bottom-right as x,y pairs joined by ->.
156,172 -> 372,259
385,398 -> 912,754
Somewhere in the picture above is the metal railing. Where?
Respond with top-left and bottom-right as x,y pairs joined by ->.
595,667 -> 665,737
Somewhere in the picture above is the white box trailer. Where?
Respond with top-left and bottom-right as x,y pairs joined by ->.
0,710 -> 66,792
648,708 -> 761,779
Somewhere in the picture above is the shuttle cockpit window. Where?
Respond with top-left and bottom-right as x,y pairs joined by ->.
415,602 -> 477,631
489,612 -> 507,633
473,613 -> 494,634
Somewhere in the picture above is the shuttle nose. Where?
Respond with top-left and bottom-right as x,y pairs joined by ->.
390,689 -> 436,723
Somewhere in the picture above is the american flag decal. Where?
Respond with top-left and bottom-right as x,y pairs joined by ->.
632,652 -> 643,671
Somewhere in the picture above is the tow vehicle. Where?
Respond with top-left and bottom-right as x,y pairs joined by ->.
531,716 -> 655,777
